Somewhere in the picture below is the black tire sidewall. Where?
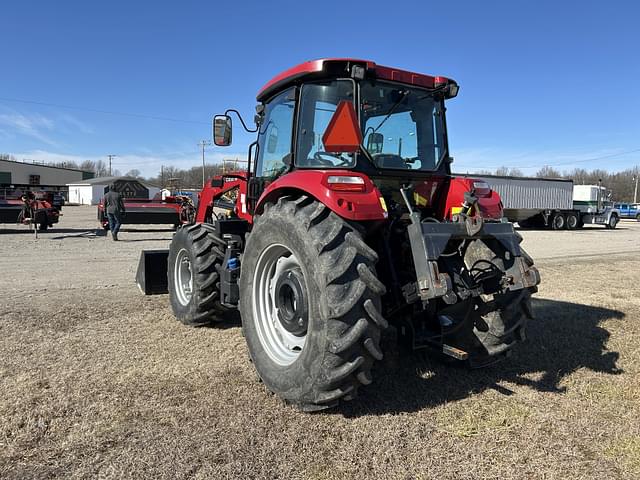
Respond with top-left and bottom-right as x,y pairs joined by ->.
240,212 -> 330,402
168,228 -> 198,322
552,214 -> 565,230
566,213 -> 578,230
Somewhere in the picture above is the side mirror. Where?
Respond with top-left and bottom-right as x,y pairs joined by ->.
366,132 -> 384,154
211,177 -> 224,188
213,115 -> 232,146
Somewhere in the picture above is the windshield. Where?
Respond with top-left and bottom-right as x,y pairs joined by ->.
294,79 -> 448,171
360,81 -> 447,171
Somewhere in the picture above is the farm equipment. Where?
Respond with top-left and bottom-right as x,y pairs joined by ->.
0,190 -> 60,231
98,194 -> 195,230
137,58 -> 540,410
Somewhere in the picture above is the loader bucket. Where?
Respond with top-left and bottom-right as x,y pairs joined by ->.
136,249 -> 169,295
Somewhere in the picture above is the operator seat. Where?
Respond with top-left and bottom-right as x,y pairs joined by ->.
375,154 -> 407,169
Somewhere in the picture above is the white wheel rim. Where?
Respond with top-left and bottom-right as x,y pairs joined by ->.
174,248 -> 193,306
252,244 -> 308,366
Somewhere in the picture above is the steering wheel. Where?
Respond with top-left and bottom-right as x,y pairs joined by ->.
313,151 -> 351,167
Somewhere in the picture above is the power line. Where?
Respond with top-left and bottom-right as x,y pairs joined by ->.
0,96 -> 210,125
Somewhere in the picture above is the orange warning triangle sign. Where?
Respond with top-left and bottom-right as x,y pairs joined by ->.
322,100 -> 363,153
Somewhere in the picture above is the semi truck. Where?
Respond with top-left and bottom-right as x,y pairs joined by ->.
466,174 -> 620,230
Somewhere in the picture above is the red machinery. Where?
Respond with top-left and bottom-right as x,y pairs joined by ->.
0,191 -> 60,231
98,194 -> 195,230
137,58 -> 540,410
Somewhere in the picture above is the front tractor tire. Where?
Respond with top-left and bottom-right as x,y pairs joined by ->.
240,196 -> 387,410
168,224 -> 227,325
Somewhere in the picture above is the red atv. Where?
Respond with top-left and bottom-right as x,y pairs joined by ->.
138,58 -> 540,410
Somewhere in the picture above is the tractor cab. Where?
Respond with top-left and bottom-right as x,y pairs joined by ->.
213,58 -> 461,219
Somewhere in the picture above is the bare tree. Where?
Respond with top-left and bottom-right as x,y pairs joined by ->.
536,166 -> 562,178
94,160 -> 109,177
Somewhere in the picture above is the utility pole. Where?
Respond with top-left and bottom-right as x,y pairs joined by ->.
107,154 -> 117,176
633,171 -> 638,204
198,140 -> 211,188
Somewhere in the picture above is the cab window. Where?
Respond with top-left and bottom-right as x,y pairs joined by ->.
255,88 -> 296,180
295,80 -> 355,168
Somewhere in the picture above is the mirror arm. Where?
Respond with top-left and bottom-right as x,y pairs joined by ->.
224,109 -> 258,133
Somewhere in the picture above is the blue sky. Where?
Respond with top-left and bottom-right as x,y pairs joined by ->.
1,0 -> 638,177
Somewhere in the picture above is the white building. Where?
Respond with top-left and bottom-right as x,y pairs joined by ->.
67,176 -> 161,205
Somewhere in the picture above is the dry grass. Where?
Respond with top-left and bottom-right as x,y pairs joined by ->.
1,209 -> 639,479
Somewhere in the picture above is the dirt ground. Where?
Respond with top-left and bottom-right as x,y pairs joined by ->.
1,206 -> 639,479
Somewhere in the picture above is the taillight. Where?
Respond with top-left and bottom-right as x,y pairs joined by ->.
326,175 -> 366,192
472,180 -> 491,197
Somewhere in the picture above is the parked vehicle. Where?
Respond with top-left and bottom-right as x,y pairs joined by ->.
613,202 -> 640,220
0,190 -> 60,231
136,58 -> 540,410
98,194 -> 195,230
468,175 -> 620,229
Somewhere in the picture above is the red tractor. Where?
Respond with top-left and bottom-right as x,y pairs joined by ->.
138,58 -> 540,410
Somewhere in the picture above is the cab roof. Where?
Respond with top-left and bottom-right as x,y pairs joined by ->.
256,58 -> 457,102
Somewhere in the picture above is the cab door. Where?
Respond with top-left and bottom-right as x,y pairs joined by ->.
248,88 -> 296,214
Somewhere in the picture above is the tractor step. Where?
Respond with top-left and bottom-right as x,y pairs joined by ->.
411,328 -> 469,360
442,344 -> 469,360
136,249 -> 169,295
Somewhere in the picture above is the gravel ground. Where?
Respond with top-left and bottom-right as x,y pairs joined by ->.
1,206 -> 639,479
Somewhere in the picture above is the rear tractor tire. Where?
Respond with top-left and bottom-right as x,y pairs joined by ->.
240,195 -> 387,410
440,239 -> 535,367
168,223 -> 228,325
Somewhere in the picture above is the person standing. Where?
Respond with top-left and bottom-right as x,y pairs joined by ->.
103,184 -> 126,241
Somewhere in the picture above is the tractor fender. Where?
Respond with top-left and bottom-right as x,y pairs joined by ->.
255,170 -> 387,221
445,176 -> 504,220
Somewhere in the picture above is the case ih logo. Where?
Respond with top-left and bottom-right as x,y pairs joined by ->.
106,180 -> 149,199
